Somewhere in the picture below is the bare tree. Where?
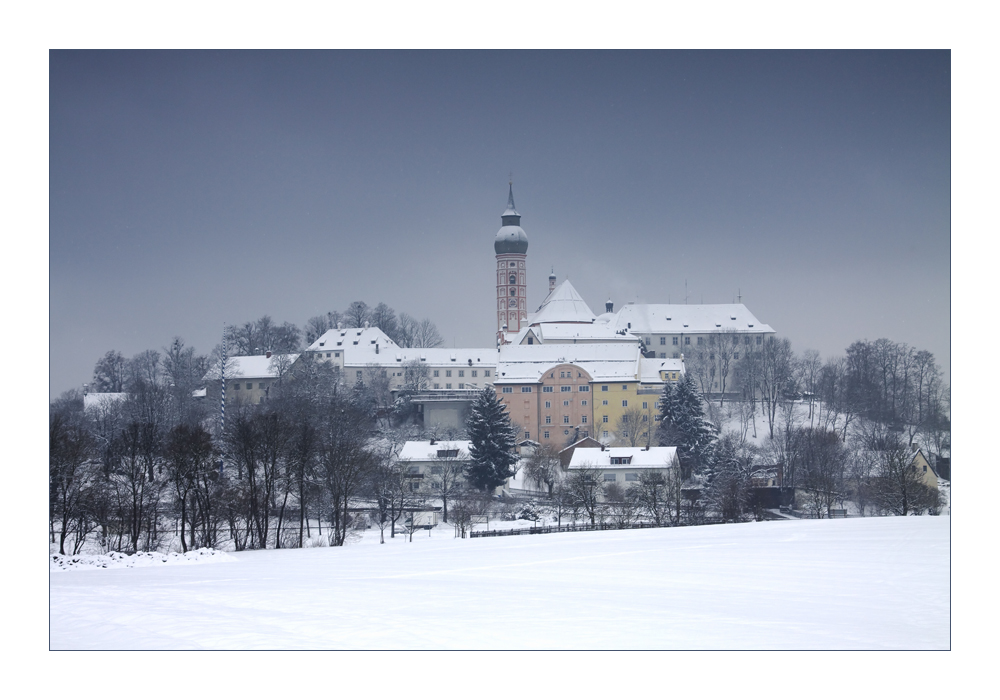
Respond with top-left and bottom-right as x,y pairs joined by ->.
412,318 -> 444,348
522,443 -> 562,497
50,411 -> 96,555
345,301 -> 370,328
603,482 -> 640,528
567,465 -> 604,526
92,350 -> 128,393
429,449 -> 468,523
614,406 -> 650,448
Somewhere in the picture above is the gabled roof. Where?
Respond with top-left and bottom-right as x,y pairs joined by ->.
495,343 -> 641,383
307,327 -> 399,354
639,356 -> 685,383
397,440 -> 473,462
204,354 -> 299,381
528,279 -> 597,325
612,303 -> 774,335
567,446 -> 678,469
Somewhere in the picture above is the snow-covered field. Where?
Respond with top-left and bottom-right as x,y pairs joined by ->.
50,515 -> 949,650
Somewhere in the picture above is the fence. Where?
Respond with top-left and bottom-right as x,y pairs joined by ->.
469,519 -> 719,538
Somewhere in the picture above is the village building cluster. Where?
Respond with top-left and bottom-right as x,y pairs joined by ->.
216,184 -> 776,450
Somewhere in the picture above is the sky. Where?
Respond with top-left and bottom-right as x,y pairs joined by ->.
49,50 -> 950,397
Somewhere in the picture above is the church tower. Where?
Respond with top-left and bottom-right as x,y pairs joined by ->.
494,182 -> 528,336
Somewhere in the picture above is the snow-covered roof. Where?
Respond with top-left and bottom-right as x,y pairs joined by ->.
567,446 -> 678,470
639,356 -> 685,383
495,343 -> 641,383
529,323 -> 638,343
612,303 -> 774,335
83,392 -> 127,411
307,327 -> 399,353
527,280 -> 597,325
308,326 -> 494,368
205,354 -> 300,380
397,441 -> 473,462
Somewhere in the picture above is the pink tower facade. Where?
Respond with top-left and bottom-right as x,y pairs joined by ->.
494,184 -> 528,336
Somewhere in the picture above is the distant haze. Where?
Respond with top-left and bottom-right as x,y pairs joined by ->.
50,50 -> 950,398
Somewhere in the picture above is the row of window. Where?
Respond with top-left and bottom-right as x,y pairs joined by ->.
543,415 -> 588,424
647,335 -> 764,346
232,382 -> 267,391
433,369 -> 489,378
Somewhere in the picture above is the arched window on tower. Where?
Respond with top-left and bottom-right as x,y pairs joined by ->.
509,274 -> 516,284
510,288 -> 516,297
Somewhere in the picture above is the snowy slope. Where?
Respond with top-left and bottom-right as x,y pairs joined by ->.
50,516 -> 949,650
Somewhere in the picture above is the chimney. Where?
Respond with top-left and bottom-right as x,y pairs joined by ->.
265,351 -> 272,359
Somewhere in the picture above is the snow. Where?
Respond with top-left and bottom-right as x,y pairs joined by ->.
567,445 -> 677,469
51,548 -> 237,571
612,302 -> 775,335
50,516 -> 949,649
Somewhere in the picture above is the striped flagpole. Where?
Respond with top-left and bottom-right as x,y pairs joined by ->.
219,323 -> 227,475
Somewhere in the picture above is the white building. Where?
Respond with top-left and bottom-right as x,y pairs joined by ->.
567,445 -> 679,492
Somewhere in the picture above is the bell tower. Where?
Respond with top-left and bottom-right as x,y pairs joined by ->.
494,182 -> 528,337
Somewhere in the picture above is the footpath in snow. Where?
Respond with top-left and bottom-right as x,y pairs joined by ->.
50,515 -> 950,650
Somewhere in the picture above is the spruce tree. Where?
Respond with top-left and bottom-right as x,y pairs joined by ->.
657,373 -> 717,479
465,387 -> 519,492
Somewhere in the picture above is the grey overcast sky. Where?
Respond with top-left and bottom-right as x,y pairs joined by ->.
49,50 -> 950,397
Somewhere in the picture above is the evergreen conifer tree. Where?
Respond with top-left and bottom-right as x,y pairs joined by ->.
465,387 -> 519,492
657,373 -> 717,479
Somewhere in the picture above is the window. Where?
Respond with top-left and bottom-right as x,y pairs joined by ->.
660,337 -> 666,345
458,370 -> 464,377
579,385 -> 589,392
527,337 -> 533,345
602,400 -> 608,406
733,353 -> 739,360
521,386 -> 532,393
326,352 -> 331,358
545,416 -> 551,424
484,370 -> 491,377
543,386 -> 554,393
436,450 -> 459,458
446,370 -> 452,377
525,431 -> 530,439
502,387 -> 513,393
756,336 -> 762,345
472,370 -> 478,377
458,383 -> 464,389
601,385 -> 609,392
434,383 -> 440,389
672,337 -> 678,345
581,415 -> 587,423
685,337 -> 690,345
409,482 -> 420,492
407,465 -> 420,474
697,337 -> 704,346
622,400 -> 628,407
659,353 -> 666,358
544,431 -> 550,439
509,274 -> 516,284
642,414 -> 648,422
433,370 -> 439,377
625,473 -> 638,482
602,415 -> 609,423
509,262 -> 515,267
564,429 -> 569,435
561,386 -> 572,392
545,401 -> 551,408
233,383 -> 240,391
510,288 -> 516,297
642,402 -> 648,409
622,385 -> 628,390
335,351 -> 340,357
603,431 -> 609,438
645,337 -> 651,345
431,466 -> 443,475
581,400 -> 588,406
563,416 -> 570,424
356,371 -> 362,379
654,402 -> 659,408
604,473 -> 617,482
446,383 -> 452,389
610,456 -> 632,465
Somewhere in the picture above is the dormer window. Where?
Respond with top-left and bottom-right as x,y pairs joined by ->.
319,342 -> 325,346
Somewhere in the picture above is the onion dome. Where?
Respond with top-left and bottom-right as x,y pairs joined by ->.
494,183 -> 528,254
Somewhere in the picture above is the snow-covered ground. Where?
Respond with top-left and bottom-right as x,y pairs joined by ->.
51,548 -> 237,571
50,515 -> 949,650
